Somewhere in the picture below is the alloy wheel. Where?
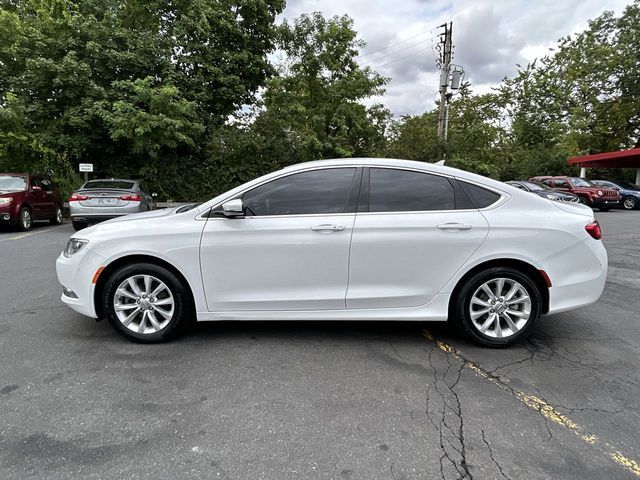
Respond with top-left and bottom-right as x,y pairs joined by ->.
623,197 -> 637,210
56,206 -> 63,223
113,274 -> 175,334
21,209 -> 32,230
469,278 -> 532,339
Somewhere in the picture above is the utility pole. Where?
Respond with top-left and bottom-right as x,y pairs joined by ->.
436,22 -> 453,162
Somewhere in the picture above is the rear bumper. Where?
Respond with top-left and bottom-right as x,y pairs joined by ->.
70,214 -> 129,224
544,237 -> 608,314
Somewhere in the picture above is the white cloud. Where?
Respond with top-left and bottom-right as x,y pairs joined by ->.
280,0 -> 630,114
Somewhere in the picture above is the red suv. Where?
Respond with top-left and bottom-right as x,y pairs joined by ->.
0,173 -> 64,230
530,176 -> 621,211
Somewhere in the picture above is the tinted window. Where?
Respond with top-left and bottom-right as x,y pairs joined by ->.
40,178 -> 52,192
368,168 -> 455,212
243,168 -> 357,216
461,182 -> 501,208
83,180 -> 135,190
555,179 -> 570,188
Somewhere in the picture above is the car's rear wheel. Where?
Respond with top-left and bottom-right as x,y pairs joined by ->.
72,220 -> 86,231
452,267 -> 542,347
102,263 -> 192,343
623,196 -> 637,210
50,205 -> 63,225
17,207 -> 32,231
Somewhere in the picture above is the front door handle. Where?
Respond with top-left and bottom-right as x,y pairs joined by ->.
311,224 -> 345,232
437,223 -> 472,231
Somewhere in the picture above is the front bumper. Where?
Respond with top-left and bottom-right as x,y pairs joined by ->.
591,198 -> 620,207
56,249 -> 106,318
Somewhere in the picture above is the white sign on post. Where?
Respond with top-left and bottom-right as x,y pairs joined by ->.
79,163 -> 94,173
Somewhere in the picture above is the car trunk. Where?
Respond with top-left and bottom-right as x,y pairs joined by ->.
77,189 -> 137,207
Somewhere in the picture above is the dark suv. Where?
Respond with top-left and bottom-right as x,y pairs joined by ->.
530,176 -> 621,211
0,173 -> 64,230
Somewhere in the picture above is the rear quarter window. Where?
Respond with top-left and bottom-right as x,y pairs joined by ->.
460,182 -> 501,208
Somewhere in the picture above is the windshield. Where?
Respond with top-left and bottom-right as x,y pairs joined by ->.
569,177 -> 593,187
82,180 -> 135,190
522,181 -> 548,192
0,175 -> 27,192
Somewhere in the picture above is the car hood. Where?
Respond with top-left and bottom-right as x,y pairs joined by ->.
101,208 -> 177,224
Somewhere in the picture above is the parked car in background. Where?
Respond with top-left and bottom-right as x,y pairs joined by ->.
530,176 -> 621,211
505,180 -> 580,202
57,159 -> 607,347
591,179 -> 640,210
69,179 -> 155,231
0,173 -> 63,231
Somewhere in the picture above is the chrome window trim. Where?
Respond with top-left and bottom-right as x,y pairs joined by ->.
195,164 -> 509,220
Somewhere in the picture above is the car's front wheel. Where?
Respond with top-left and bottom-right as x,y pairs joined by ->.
452,267 -> 542,347
72,220 -> 86,231
17,207 -> 32,231
102,263 -> 192,343
577,197 -> 589,206
623,196 -> 637,210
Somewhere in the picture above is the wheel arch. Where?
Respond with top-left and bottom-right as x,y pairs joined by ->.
94,254 -> 196,319
448,258 -> 550,317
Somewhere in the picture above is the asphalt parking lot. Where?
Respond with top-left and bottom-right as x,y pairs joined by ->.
1,212 -> 639,480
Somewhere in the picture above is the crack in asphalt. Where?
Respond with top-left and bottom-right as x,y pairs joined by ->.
425,349 -> 473,479
423,330 -> 640,478
481,430 -> 511,480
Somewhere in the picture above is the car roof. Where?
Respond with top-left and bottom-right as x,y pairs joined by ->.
282,158 -> 509,189
83,178 -> 137,183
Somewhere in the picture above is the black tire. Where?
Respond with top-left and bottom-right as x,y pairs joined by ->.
577,197 -> 589,206
451,267 -> 542,347
17,207 -> 32,231
50,205 -> 63,225
102,262 -> 193,343
72,220 -> 86,231
623,196 -> 637,210
598,207 -> 610,212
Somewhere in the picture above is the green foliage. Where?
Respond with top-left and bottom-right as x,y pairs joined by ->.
0,0 -> 284,199
2,1 -> 640,200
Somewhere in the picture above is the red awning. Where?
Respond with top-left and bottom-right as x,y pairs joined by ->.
568,148 -> 640,168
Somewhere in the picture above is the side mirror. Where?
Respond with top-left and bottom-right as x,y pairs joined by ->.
221,198 -> 245,217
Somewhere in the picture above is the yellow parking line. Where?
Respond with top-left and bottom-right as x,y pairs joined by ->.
0,227 -> 56,242
422,329 -> 640,477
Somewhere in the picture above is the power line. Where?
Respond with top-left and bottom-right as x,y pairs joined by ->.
358,27 -> 441,60
364,45 -> 438,70
359,36 -> 440,67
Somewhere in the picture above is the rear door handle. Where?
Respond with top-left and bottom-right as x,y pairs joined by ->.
311,224 -> 345,232
437,223 -> 472,231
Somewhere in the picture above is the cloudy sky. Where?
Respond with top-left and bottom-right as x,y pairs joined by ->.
280,0 -> 630,116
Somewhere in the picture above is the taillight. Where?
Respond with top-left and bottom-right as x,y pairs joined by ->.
69,193 -> 89,202
585,220 -> 601,240
119,194 -> 141,202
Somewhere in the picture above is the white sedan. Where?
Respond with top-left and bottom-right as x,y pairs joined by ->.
56,159 -> 607,347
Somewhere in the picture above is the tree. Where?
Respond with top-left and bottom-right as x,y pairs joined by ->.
0,0 -> 284,198
256,12 -> 391,164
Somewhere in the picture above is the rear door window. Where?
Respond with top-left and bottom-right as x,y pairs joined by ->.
368,168 -> 456,212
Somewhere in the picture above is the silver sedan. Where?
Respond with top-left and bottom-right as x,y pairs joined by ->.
69,179 -> 155,230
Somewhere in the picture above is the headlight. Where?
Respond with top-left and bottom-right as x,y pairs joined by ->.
63,238 -> 88,257
546,194 -> 561,201
0,197 -> 12,205
597,190 -> 603,197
